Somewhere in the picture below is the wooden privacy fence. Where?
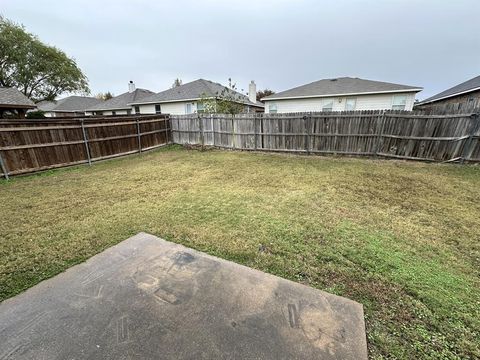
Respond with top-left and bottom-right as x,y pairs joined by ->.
0,115 -> 170,179
171,110 -> 480,163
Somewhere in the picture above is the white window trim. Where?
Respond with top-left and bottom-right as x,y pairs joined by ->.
345,97 -> 357,111
268,103 -> 278,114
322,98 -> 334,112
391,94 -> 408,110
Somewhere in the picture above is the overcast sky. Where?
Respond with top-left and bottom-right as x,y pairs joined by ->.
2,0 -> 480,100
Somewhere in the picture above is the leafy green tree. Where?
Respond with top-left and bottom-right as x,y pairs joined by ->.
96,91 -> 114,100
172,78 -> 182,88
0,16 -> 89,102
256,89 -> 275,102
25,110 -> 46,119
199,78 -> 244,115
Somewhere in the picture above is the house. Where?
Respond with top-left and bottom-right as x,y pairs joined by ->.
85,81 -> 154,116
37,96 -> 103,117
129,79 -> 264,115
261,77 -> 423,113
415,75 -> 480,110
0,87 -> 36,118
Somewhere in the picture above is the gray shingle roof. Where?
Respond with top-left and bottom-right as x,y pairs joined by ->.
86,89 -> 155,111
418,75 -> 480,105
262,77 -> 423,100
0,87 -> 36,108
39,96 -> 104,112
130,79 -> 263,107
36,100 -> 57,111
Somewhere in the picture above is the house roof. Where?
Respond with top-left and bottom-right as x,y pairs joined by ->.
262,77 -> 423,101
129,79 -> 264,107
418,75 -> 480,105
0,87 -> 36,108
38,96 -> 104,113
86,89 -> 155,111
36,100 -> 57,112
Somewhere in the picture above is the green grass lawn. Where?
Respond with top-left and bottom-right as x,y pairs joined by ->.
1,145 -> 479,359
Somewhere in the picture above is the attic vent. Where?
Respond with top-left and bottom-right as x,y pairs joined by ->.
330,78 -> 338,82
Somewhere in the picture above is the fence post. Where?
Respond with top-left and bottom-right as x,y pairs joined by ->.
304,114 -> 311,155
461,113 -> 480,163
375,111 -> 387,156
165,115 -> 170,144
0,150 -> 9,180
136,118 -> 142,153
254,114 -> 258,151
211,114 -> 216,147
81,120 -> 92,165
231,115 -> 235,149
198,114 -> 205,148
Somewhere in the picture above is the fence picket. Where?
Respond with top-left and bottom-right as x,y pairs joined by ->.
171,109 -> 480,163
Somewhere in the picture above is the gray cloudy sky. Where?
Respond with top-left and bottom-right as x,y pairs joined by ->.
2,0 -> 480,100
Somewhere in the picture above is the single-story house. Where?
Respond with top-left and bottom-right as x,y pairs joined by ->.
0,87 -> 36,118
129,79 -> 264,115
261,77 -> 423,113
37,96 -> 104,117
85,82 -> 154,116
415,75 -> 480,110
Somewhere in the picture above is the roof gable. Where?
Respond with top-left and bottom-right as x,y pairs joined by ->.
419,75 -> 480,104
0,87 -> 36,108
262,77 -> 422,100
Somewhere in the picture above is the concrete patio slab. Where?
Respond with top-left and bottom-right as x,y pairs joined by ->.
0,233 -> 368,359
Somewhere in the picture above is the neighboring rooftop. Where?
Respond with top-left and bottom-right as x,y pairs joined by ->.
38,96 -> 104,113
0,87 -> 36,108
130,79 -> 264,107
262,77 -> 423,100
87,89 -> 155,111
418,75 -> 480,105
36,100 -> 57,112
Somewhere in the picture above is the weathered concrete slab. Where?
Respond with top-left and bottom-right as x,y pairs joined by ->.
0,233 -> 368,359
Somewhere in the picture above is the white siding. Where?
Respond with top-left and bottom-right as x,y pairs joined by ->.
264,92 -> 417,113
137,101 -> 198,115
85,109 -> 130,116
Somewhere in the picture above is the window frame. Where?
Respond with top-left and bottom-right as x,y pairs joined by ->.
268,103 -> 278,114
134,106 -> 140,114
392,94 -> 407,110
322,99 -> 334,112
345,98 -> 356,111
155,104 -> 161,114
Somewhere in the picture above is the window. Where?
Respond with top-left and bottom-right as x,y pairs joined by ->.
134,106 -> 140,114
185,103 -> 193,114
197,102 -> 205,113
322,99 -> 334,112
155,104 -> 161,114
392,95 -> 407,110
112,111 -> 116,116
345,98 -> 356,111
268,103 -> 277,114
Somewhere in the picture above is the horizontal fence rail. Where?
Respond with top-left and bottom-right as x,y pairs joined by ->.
171,110 -> 480,163
0,115 -> 171,178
